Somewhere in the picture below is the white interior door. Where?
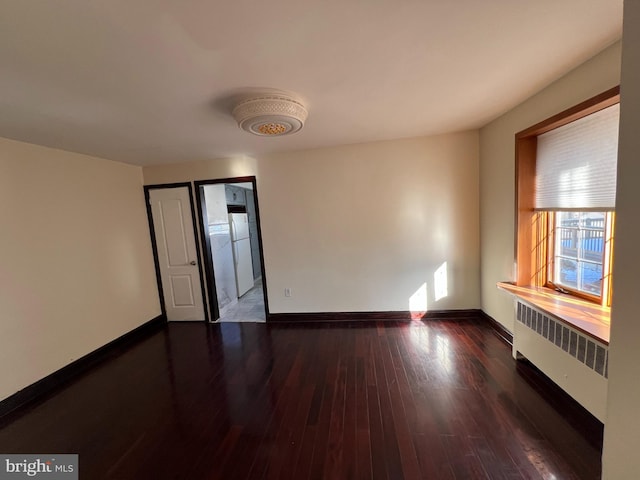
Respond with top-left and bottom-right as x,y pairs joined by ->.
149,187 -> 205,321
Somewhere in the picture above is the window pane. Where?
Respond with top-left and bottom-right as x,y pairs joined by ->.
581,213 -> 605,263
580,262 -> 603,295
553,212 -> 605,297
556,258 -> 578,289
556,227 -> 577,257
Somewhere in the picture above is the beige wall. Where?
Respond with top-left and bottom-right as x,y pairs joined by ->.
144,132 -> 480,314
602,1 -> 640,476
0,137 -> 160,402
143,155 -> 257,186
479,41 -> 621,332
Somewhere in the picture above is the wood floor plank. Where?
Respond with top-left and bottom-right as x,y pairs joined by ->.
273,384 -> 315,480
323,356 -> 347,479
0,319 -> 602,479
373,336 -> 404,480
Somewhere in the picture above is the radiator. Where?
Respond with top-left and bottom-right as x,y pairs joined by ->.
513,300 -> 608,422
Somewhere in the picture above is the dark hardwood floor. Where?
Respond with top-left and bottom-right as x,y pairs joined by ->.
0,318 -> 601,479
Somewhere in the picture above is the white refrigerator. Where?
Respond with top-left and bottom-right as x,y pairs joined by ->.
229,213 -> 255,297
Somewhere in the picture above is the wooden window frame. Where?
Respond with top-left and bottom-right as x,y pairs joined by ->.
515,86 -> 619,307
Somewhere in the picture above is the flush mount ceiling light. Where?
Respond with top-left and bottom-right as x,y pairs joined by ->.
232,92 -> 308,136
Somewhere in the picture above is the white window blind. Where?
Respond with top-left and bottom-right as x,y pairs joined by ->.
535,103 -> 619,210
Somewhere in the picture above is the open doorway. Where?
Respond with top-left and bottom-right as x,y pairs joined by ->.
195,177 -> 269,322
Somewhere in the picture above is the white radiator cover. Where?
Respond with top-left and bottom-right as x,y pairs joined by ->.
513,301 -> 608,422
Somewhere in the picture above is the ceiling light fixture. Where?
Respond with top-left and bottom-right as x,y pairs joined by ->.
232,92 -> 308,136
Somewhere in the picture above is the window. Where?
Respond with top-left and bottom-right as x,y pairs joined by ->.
515,87 -> 619,307
548,211 -> 614,302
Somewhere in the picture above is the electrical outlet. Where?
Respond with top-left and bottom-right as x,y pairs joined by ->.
284,288 -> 292,297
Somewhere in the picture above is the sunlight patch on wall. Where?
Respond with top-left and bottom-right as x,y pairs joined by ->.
409,282 -> 428,320
434,261 -> 448,302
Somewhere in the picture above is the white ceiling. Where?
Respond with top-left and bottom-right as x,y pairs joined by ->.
0,0 -> 623,166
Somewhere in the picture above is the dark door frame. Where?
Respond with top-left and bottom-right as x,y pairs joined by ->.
144,182 -> 210,322
194,176 -> 270,322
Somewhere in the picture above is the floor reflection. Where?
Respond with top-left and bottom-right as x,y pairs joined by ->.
218,278 -> 266,322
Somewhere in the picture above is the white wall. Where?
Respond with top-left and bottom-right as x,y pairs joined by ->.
0,137 -> 160,402
602,2 -> 640,476
479,41 -> 621,332
143,132 -> 480,314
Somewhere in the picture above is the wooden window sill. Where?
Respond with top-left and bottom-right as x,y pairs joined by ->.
497,282 -> 610,345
